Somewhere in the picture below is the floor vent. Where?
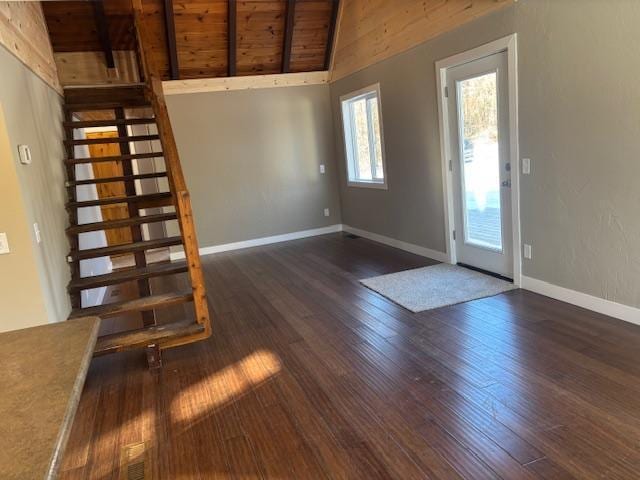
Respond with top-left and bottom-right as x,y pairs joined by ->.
345,233 -> 360,239
120,442 -> 150,480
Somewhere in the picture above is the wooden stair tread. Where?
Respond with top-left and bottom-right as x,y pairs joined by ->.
69,236 -> 183,261
69,292 -> 193,319
67,212 -> 177,235
64,101 -> 150,112
69,261 -> 188,292
65,151 -> 162,165
66,171 -> 167,187
64,84 -> 145,101
64,117 -> 156,129
94,320 -> 204,355
66,192 -> 172,210
66,134 -> 159,146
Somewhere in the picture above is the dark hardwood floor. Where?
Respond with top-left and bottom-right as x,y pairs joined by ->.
60,233 -> 640,479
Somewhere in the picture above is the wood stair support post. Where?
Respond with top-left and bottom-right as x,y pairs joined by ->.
114,106 -> 156,327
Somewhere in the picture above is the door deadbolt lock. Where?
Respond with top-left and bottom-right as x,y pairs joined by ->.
501,179 -> 512,188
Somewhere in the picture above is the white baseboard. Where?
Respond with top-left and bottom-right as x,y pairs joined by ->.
168,223 -> 639,326
170,224 -> 343,260
342,224 -> 449,263
521,276 -> 640,326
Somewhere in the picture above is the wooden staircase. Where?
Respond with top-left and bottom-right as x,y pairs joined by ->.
63,3 -> 211,363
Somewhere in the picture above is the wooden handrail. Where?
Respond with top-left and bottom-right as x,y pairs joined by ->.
131,0 -> 211,338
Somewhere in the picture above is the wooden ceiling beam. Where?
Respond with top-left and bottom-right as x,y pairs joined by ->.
324,0 -> 339,71
163,0 -> 179,80
92,0 -> 115,70
282,0 -> 296,73
228,0 -> 237,76
163,71 -> 329,96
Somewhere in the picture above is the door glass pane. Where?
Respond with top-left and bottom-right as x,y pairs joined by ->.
351,98 -> 373,180
457,72 -> 502,251
368,97 -> 384,179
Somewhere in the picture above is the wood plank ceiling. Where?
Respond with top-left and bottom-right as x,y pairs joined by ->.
42,0 -> 339,81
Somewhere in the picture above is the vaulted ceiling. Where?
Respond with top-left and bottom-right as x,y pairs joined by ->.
42,0 -> 339,81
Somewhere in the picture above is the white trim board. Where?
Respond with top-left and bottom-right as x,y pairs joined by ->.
170,224 -> 343,260
163,71 -> 329,96
342,225 -> 449,263
435,34 -> 522,286
522,276 -> 640,327
170,223 -> 448,263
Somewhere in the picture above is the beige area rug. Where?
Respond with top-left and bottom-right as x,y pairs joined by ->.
360,263 -> 515,312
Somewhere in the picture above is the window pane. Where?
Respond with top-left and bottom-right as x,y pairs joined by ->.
368,97 -> 384,179
352,98 -> 372,180
458,72 -> 502,251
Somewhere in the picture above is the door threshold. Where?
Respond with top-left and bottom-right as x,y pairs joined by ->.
457,263 -> 513,283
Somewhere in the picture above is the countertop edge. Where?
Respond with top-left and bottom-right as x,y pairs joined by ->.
45,317 -> 101,480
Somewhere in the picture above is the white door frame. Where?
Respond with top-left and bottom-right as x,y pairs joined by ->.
435,34 -> 521,286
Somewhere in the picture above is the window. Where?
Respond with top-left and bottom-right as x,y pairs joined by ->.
340,84 -> 387,188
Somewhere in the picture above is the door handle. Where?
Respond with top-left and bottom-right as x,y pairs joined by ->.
501,179 -> 511,188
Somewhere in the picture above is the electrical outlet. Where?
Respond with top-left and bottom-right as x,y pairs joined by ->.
522,158 -> 531,175
319,164 -> 326,174
523,244 -> 532,260
0,232 -> 9,254
17,144 -> 32,165
324,208 -> 330,217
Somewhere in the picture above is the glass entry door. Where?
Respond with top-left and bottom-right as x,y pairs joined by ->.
446,51 -> 513,277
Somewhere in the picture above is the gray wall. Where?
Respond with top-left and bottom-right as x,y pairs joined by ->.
515,0 -> 640,307
330,7 -> 516,253
330,0 -> 640,308
0,103 -> 50,331
166,85 -> 341,247
0,44 -> 71,325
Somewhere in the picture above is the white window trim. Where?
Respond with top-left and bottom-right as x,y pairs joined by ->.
340,83 -> 388,190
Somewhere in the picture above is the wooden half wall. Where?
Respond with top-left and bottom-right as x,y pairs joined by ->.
330,0 -> 515,81
0,1 -> 61,93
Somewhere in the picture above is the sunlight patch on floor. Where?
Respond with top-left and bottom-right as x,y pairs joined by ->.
171,349 -> 283,422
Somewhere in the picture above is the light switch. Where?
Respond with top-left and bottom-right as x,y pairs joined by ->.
324,208 -> 330,217
33,223 -> 41,244
18,144 -> 32,165
319,164 -> 326,174
522,158 -> 531,175
0,232 -> 10,254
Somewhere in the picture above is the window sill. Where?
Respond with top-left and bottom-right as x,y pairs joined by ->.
347,181 -> 388,190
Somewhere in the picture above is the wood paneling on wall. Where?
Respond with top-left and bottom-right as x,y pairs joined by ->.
54,50 -> 140,86
330,0 -> 514,81
0,1 -> 61,93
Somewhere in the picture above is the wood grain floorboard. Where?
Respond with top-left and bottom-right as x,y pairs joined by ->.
60,233 -> 640,479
